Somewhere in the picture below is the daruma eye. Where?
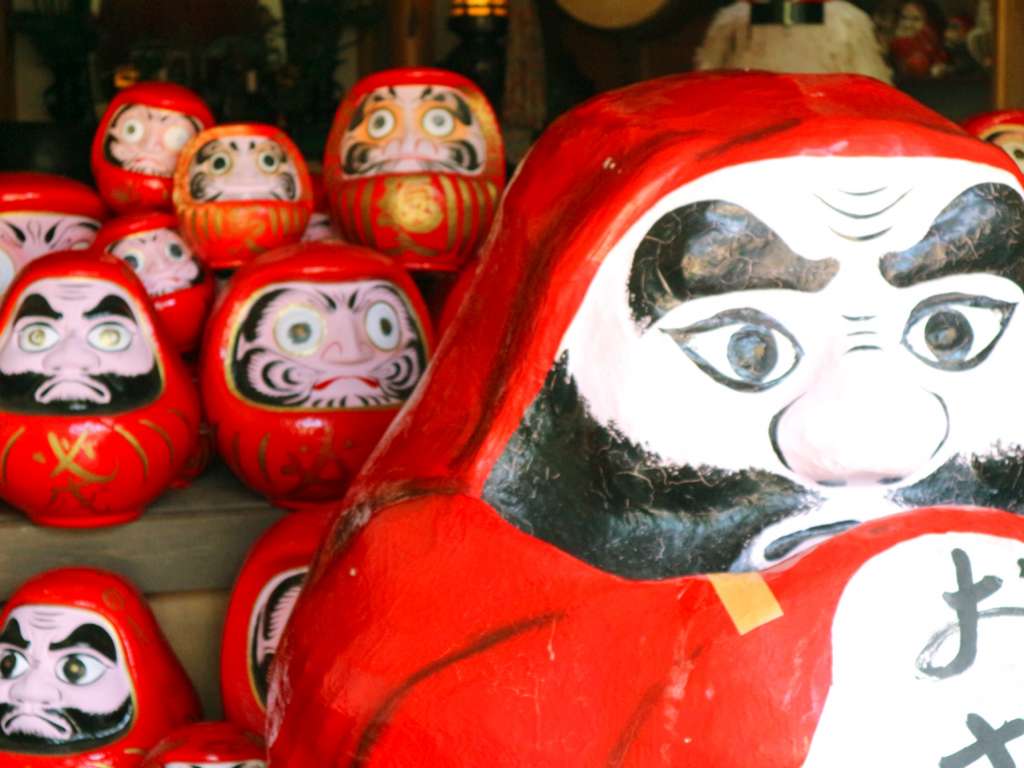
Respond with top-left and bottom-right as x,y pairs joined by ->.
18,322 -> 59,353
367,108 -> 396,139
88,322 -> 133,352
0,649 -> 27,680
903,292 -> 1015,371
210,152 -> 232,175
122,118 -> 145,143
121,249 -> 144,271
422,107 -> 455,138
366,301 -> 401,350
56,653 -> 106,686
166,241 -> 186,260
258,151 -> 281,173
163,125 -> 191,151
274,307 -> 323,355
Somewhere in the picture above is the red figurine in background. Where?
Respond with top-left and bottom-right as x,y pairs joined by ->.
139,721 -> 265,768
173,124 -> 313,271
0,173 -> 105,294
91,82 -> 214,215
964,109 -> 1024,174
200,241 -> 433,509
0,252 -> 200,526
93,213 -> 214,355
220,511 -> 332,735
0,568 -> 200,767
323,67 -> 504,274
267,72 -> 1024,766
889,0 -> 947,78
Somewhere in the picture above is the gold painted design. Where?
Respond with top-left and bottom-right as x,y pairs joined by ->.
48,433 -> 117,484
258,433 -> 271,482
112,425 -> 149,480
32,452 -> 44,463
707,572 -> 784,635
1,426 -> 25,483
268,205 -> 279,238
140,419 -> 175,464
360,182 -> 375,243
384,177 -> 444,234
440,175 -> 459,248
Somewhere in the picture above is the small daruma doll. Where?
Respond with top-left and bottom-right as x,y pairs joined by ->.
173,124 -> 313,271
0,568 -> 200,766
94,213 -> 215,355
964,109 -> 1024,174
140,721 -> 265,768
91,82 -> 215,215
200,242 -> 433,509
324,67 -> 505,273
221,511 -> 332,735
0,173 -> 105,294
0,251 -> 200,526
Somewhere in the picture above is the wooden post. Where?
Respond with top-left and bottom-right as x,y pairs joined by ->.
0,0 -> 14,121
995,0 -> 1024,107
388,0 -> 434,67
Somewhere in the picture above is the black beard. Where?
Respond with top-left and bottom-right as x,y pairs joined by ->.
484,355 -> 1024,579
0,697 -> 133,754
0,367 -> 162,415
483,354 -> 820,579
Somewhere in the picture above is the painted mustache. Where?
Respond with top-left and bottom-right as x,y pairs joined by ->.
0,368 -> 161,415
0,698 -> 132,751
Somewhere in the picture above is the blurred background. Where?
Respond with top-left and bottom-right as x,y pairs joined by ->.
0,0 -> 1015,180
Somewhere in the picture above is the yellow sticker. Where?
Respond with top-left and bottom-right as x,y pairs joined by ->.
707,572 -> 784,635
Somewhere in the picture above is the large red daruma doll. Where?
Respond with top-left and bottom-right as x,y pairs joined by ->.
220,511 -> 332,735
324,67 -> 505,273
0,568 -> 200,767
0,252 -> 199,526
269,73 -> 1024,766
200,242 -> 433,509
0,173 -> 106,294
91,82 -> 215,215
93,213 -> 215,355
139,721 -> 265,768
173,124 -> 313,271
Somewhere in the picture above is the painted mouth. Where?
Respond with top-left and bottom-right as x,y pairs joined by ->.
37,377 -> 110,404
763,519 -> 860,562
124,159 -> 173,178
2,711 -> 72,739
312,375 -> 380,391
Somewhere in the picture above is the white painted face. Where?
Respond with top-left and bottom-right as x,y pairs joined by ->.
0,213 -> 99,293
559,156 -> 1024,571
989,130 -> 1024,174
104,104 -> 202,178
0,605 -> 133,749
187,135 -> 300,203
166,762 -> 265,768
248,567 -> 307,706
803,532 -> 1024,765
107,227 -> 201,298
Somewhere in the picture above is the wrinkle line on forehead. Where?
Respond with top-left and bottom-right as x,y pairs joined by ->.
629,199 -> 839,329
880,183 -> 1024,288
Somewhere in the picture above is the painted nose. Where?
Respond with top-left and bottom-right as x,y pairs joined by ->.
42,334 -> 100,373
320,320 -> 373,365
11,665 -> 60,706
773,352 -> 949,486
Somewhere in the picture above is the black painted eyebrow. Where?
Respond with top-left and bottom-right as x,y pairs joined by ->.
195,139 -> 224,164
107,104 -> 130,129
16,293 -> 61,321
3,221 -> 25,244
0,620 -> 28,649
316,290 -> 338,310
629,200 -> 839,330
880,183 -> 1024,288
84,294 -> 134,320
44,222 -> 58,244
49,623 -> 118,662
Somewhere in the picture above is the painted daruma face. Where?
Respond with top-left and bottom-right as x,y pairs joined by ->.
105,104 -> 203,179
108,228 -> 201,297
0,278 -> 159,413
231,280 -> 426,409
341,85 -> 487,178
989,130 -> 1024,173
0,214 -> 98,291
487,156 -> 1024,577
188,136 -> 300,203
0,605 -> 132,751
249,568 -> 306,706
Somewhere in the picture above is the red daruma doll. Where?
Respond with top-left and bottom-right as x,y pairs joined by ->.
140,721 -> 265,768
0,568 -> 200,767
220,511 -> 331,734
173,124 -> 313,271
0,252 -> 200,526
91,82 -> 215,215
94,213 -> 215,355
324,67 -> 505,273
200,242 -> 433,509
0,173 -> 105,294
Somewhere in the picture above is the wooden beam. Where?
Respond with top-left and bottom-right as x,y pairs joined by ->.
995,0 -> 1024,108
